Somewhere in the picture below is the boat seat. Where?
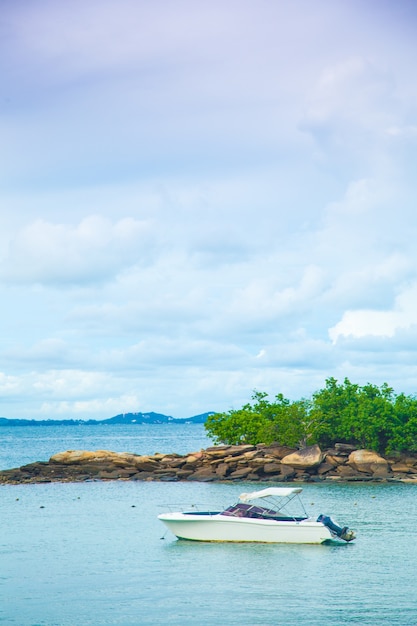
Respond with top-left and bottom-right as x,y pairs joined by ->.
221,503 -> 307,522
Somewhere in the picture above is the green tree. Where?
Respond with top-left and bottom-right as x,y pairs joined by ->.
205,391 -> 270,445
205,378 -> 417,454
206,391 -> 319,448
309,377 -> 354,446
389,393 -> 417,452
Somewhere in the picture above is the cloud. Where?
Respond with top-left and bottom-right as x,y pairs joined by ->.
329,283 -> 417,341
303,56 -> 395,129
39,395 -> 143,417
0,215 -> 153,285
0,372 -> 20,395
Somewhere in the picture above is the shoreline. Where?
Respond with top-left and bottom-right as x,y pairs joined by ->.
1,443 -> 417,485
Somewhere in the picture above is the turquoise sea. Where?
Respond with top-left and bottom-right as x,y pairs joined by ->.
1,424 -> 417,625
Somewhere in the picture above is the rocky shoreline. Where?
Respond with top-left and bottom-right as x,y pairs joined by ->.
1,443 -> 417,485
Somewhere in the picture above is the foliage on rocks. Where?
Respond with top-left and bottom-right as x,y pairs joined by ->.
204,378 -> 417,455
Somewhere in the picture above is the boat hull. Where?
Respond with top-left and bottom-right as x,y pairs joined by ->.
158,512 -> 335,544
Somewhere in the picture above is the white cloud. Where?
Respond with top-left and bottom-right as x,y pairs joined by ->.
304,56 -> 395,128
329,283 -> 417,342
224,265 -> 325,326
0,372 -> 20,395
0,215 -> 152,285
39,395 -> 142,417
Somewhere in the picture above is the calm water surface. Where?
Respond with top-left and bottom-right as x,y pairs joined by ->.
1,425 -> 416,625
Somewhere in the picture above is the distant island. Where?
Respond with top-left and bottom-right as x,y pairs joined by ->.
0,411 -> 215,427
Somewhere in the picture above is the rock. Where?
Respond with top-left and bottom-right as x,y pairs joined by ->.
334,443 -> 357,453
204,445 -> 231,457
186,467 -> 217,481
205,445 -> 255,459
215,463 -> 230,478
242,450 -> 259,460
348,450 -> 389,476
160,456 -> 186,468
183,455 -> 200,466
227,445 -> 256,456
228,467 -> 252,479
133,458 -> 160,472
226,453 -> 251,464
281,445 -> 323,469
263,462 -> 282,475
372,464 -> 390,479
326,454 -> 347,466
253,456 -> 275,465
279,465 -> 296,478
97,470 -> 123,479
50,450 -> 129,464
295,472 -> 310,480
174,469 -> 195,479
317,461 -> 335,475
404,456 -> 417,468
257,445 -> 297,459
390,462 -> 411,473
130,472 -> 155,480
336,465 -> 361,478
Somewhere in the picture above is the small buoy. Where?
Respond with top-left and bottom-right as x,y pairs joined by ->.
40,505 -> 45,509
131,505 -> 136,508
16,498 -> 19,501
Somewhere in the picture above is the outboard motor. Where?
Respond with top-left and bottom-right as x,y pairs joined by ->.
317,514 -> 356,542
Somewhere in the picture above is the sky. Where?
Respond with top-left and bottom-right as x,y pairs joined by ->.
1,0 -> 417,420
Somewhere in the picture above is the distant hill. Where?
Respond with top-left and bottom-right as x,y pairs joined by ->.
102,411 -> 214,425
0,411 -> 215,426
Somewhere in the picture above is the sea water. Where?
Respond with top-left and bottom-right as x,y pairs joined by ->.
1,424 -> 417,625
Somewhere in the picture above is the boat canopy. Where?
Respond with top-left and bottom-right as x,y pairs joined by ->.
239,487 -> 303,502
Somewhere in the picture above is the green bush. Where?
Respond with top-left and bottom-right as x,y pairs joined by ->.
204,378 -> 417,455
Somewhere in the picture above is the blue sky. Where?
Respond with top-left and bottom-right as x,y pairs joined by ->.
1,0 -> 417,419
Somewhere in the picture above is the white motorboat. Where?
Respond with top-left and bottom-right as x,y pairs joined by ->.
158,487 -> 356,544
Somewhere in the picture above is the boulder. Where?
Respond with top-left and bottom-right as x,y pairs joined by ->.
205,445 -> 255,458
348,450 -> 389,476
174,469 -> 195,479
183,455 -> 200,466
336,465 -> 361,478
186,467 -> 217,481
204,445 -> 231,458
281,444 -> 323,469
49,449 -> 143,468
132,457 -> 160,472
228,467 -> 252,479
263,462 -> 282,475
215,463 -> 230,478
50,450 -> 123,464
257,445 -> 297,459
326,454 -> 347,466
317,461 -> 335,475
334,443 -> 357,453
161,457 -> 186,468
279,464 -> 296,479
404,456 -> 417,468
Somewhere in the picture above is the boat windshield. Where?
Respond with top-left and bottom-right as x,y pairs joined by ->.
221,488 -> 309,521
